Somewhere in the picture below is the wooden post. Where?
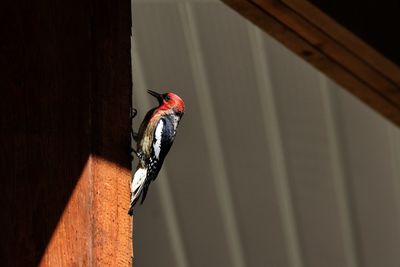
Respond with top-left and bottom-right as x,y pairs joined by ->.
0,0 -> 133,265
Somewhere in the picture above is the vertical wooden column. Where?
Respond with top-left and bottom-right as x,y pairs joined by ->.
91,0 -> 133,265
0,0 -> 132,265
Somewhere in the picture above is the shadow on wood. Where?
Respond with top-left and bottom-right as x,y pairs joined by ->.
0,0 -> 132,265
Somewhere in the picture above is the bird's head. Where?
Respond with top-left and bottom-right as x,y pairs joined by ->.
147,90 -> 185,116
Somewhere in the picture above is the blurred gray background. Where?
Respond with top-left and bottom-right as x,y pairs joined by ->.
131,1 -> 400,266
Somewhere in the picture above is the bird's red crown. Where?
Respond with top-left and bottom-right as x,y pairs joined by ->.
148,90 -> 185,114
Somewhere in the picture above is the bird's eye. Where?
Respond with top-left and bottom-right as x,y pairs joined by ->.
164,95 -> 171,101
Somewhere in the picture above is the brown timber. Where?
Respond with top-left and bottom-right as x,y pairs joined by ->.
0,0 -> 133,265
222,0 -> 400,126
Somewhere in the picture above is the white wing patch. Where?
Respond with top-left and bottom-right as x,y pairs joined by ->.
154,119 -> 164,159
131,167 -> 147,203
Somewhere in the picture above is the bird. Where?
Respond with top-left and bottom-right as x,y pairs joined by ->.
129,90 -> 185,215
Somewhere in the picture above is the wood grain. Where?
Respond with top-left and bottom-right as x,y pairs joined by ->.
0,0 -> 132,265
281,0 -> 400,86
39,160 -> 93,267
91,0 -> 133,264
221,0 -> 400,126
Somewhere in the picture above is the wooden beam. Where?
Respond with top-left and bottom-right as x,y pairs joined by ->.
221,0 -> 400,126
281,0 -> 400,85
90,0 -> 133,265
306,0 -> 400,67
0,0 -> 132,265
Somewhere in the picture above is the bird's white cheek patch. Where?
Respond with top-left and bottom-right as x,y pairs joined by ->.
154,120 -> 163,159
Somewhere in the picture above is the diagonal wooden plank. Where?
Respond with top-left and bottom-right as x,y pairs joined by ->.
281,0 -> 400,87
221,0 -> 400,126
250,0 -> 400,106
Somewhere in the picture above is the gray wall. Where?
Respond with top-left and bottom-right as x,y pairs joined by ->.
131,1 -> 400,266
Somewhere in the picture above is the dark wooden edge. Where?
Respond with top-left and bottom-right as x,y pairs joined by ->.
90,0 -> 133,265
221,0 -> 400,126
281,0 -> 400,86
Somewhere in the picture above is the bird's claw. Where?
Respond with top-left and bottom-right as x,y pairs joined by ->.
130,107 -> 138,120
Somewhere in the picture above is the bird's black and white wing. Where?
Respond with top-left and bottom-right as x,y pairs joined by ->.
129,117 -> 177,213
139,117 -> 176,203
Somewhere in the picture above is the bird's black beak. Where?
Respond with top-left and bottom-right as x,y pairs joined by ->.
147,90 -> 163,105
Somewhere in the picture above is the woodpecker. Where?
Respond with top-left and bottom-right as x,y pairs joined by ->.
129,90 -> 185,215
